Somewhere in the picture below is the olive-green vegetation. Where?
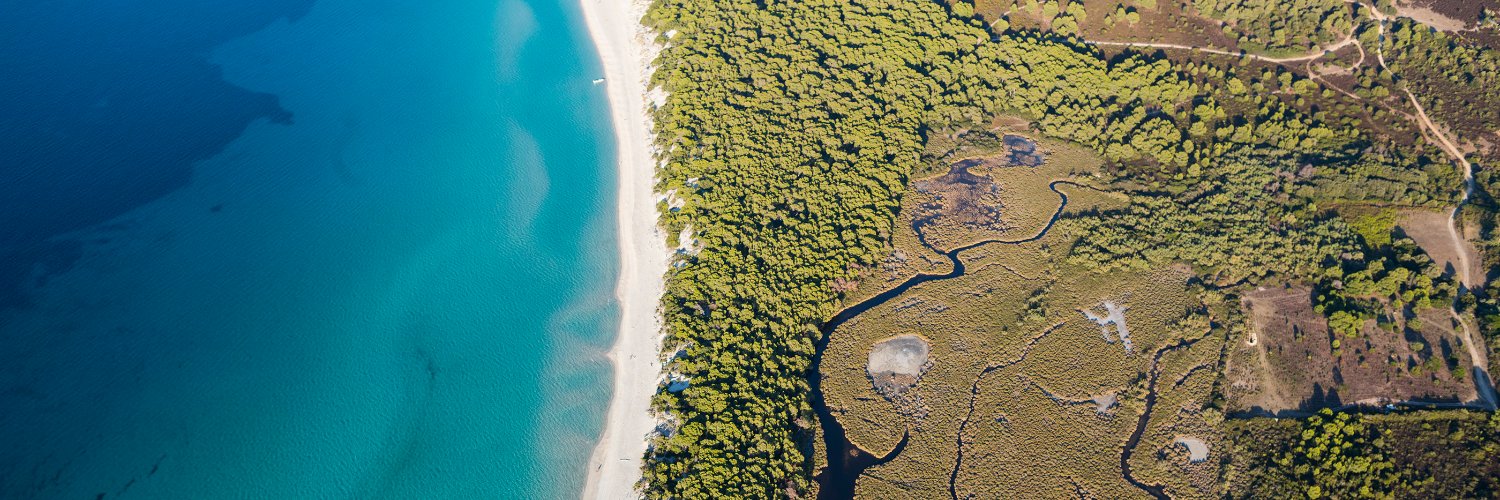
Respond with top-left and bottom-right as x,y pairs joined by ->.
642,0 -> 1359,494
997,0 -> 1090,36
641,0 -> 1493,495
1229,410 -> 1399,498
1225,410 -> 1500,498
845,136 -> 1128,304
1374,12 -> 1500,381
1349,210 -> 1397,247
1124,298 -> 1230,498
1089,53 -> 1454,204
1314,236 -> 1456,339
907,135 -> 1096,250
823,224 -> 1210,496
1411,0 -> 1500,359
1103,3 -> 1143,28
820,129 -> 1452,497
816,140 -> 1198,497
1188,0 -> 1354,54
1065,146 -> 1444,282
643,1 -> 955,494
1066,150 -> 1351,286
1078,153 -> 1479,409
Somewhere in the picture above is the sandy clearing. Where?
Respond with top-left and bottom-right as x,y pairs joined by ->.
1399,210 -> 1482,288
1396,3 -> 1470,32
867,334 -> 931,376
1081,301 -> 1134,353
1088,36 -> 1358,64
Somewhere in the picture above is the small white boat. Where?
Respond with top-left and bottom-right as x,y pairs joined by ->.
592,78 -> 606,85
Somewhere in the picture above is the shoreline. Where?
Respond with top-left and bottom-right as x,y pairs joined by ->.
579,0 -> 666,498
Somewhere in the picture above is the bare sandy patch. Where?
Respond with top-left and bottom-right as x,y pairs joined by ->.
867,334 -> 932,396
1081,301 -> 1134,354
1174,436 -> 1210,463
1399,209 -> 1482,288
1396,2 -> 1471,31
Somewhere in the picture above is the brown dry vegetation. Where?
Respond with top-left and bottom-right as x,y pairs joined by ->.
1224,285 -> 1476,415
909,165 -> 1013,251
830,246 -> 1210,498
913,140 -> 1101,251
1399,0 -> 1500,31
1125,322 -> 1228,499
1380,15 -> 1500,160
974,0 -> 1241,51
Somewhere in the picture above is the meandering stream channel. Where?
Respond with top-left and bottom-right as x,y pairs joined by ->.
808,178 -> 1208,498
809,181 -> 1073,499
1117,334 -> 1215,500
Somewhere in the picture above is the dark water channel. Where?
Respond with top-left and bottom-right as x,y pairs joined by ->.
1117,337 -> 1205,500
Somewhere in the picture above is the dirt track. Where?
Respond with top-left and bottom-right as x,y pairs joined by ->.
1088,38 -> 1358,64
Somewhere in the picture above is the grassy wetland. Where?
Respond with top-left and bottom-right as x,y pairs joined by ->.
819,134 -> 1228,498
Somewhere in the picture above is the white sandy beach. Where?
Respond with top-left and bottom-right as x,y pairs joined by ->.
579,0 -> 666,498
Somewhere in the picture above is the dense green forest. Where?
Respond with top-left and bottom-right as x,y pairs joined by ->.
1065,150 -> 1349,285
639,0 -> 1487,496
1063,150 -> 1457,349
1314,235 -> 1457,339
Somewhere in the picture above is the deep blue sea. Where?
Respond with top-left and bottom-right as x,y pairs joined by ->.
0,0 -> 618,498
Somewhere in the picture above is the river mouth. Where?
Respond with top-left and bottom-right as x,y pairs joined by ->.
808,181 -> 1072,498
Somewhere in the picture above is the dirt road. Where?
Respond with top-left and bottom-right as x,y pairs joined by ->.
1087,38 -> 1358,64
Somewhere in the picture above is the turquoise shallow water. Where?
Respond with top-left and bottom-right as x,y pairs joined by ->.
0,0 -> 617,497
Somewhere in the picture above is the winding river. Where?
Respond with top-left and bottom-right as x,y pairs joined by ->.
809,181 -> 1074,499
1117,334 -> 1213,500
